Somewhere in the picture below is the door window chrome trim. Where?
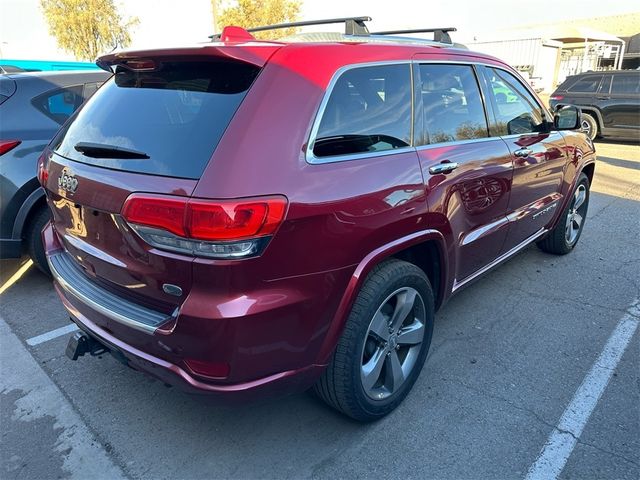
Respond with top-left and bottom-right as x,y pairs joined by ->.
305,60 -> 414,165
304,58 -> 552,165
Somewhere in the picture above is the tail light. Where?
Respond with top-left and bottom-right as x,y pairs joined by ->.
122,194 -> 288,259
550,95 -> 564,101
0,140 -> 21,156
37,155 -> 49,185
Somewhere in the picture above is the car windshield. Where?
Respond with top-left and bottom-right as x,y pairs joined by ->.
52,61 -> 259,179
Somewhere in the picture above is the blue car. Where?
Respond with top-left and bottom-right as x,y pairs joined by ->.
0,70 -> 111,273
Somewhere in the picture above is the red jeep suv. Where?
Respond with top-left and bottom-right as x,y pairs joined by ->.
39,17 -> 595,421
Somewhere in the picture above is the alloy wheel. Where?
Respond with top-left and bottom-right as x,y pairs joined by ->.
581,118 -> 592,138
360,287 -> 426,400
565,184 -> 587,245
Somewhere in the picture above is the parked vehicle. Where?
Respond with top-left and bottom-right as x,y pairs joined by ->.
550,70 -> 640,140
39,17 -> 595,421
0,70 -> 111,272
0,59 -> 101,73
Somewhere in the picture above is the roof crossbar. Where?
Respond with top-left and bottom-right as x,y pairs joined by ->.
371,27 -> 457,44
210,16 -> 371,40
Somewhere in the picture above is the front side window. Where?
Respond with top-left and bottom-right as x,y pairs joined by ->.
484,68 -> 546,136
419,64 -> 488,144
567,76 -> 603,93
611,75 -> 640,94
312,64 -> 412,158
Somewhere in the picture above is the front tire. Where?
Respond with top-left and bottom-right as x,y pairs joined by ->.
314,259 -> 434,422
537,173 -> 590,255
581,113 -> 598,140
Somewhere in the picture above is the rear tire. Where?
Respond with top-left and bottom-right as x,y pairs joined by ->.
26,206 -> 51,276
537,173 -> 590,255
313,259 -> 434,422
581,113 -> 598,140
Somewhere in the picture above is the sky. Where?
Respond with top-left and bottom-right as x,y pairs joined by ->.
1,0 -> 638,60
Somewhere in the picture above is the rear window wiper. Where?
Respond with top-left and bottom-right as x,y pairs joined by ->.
74,142 -> 150,159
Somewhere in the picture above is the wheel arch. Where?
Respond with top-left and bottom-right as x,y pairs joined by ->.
581,161 -> 596,187
315,229 -> 448,364
580,107 -> 603,129
12,186 -> 47,241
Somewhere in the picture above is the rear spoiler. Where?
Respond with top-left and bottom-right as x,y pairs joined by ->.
96,44 -> 281,73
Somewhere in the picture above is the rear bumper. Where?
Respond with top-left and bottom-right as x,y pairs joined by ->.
59,287 -> 324,398
43,222 -> 345,398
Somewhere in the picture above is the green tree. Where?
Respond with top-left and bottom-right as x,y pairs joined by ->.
214,0 -> 302,40
40,0 -> 139,61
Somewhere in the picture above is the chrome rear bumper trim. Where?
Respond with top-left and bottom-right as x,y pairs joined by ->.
48,252 -> 171,334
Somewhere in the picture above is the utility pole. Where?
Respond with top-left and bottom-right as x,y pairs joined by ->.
212,0 -> 219,34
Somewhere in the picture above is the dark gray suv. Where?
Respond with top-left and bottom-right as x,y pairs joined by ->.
0,70 -> 110,272
549,70 -> 640,141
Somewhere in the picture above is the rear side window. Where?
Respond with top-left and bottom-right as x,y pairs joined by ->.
599,75 -> 612,94
419,64 -> 488,144
567,76 -> 602,93
312,64 -> 412,158
32,85 -> 84,124
53,61 -> 259,179
611,75 -> 640,94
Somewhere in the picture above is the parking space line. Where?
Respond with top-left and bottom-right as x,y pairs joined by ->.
525,299 -> 640,480
0,259 -> 33,295
26,323 -> 78,346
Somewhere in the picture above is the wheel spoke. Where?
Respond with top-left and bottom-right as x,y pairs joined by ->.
574,188 -> 586,210
397,322 -> 425,345
368,310 -> 390,342
385,350 -> 405,392
389,289 -> 416,331
361,347 -> 386,391
573,212 -> 583,229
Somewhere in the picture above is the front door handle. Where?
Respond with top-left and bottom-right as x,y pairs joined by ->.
514,148 -> 533,158
429,162 -> 459,174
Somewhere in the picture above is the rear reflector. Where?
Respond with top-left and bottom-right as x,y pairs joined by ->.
184,358 -> 230,379
0,140 -> 21,156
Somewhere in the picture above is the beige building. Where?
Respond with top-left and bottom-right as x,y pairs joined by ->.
467,12 -> 640,93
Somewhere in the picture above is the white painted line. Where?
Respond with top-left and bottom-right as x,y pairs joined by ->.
26,323 -> 79,346
525,299 -> 640,480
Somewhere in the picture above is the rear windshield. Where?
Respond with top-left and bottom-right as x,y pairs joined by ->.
52,61 -> 259,179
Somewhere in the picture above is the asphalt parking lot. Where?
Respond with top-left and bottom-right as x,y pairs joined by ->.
1,141 -> 639,480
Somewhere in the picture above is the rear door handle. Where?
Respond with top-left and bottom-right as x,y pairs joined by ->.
514,148 -> 533,158
429,162 -> 459,174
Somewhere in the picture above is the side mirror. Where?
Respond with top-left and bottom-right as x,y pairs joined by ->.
554,105 -> 581,130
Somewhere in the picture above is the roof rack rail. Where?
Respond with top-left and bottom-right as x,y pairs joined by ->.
210,16 -> 371,41
371,27 -> 457,44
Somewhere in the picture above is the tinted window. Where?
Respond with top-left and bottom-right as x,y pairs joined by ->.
32,85 -> 84,124
599,75 -> 612,94
420,64 -> 488,144
313,64 -> 411,158
82,82 -> 101,99
485,68 -> 546,136
567,76 -> 602,93
611,74 -> 640,94
53,61 -> 259,179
